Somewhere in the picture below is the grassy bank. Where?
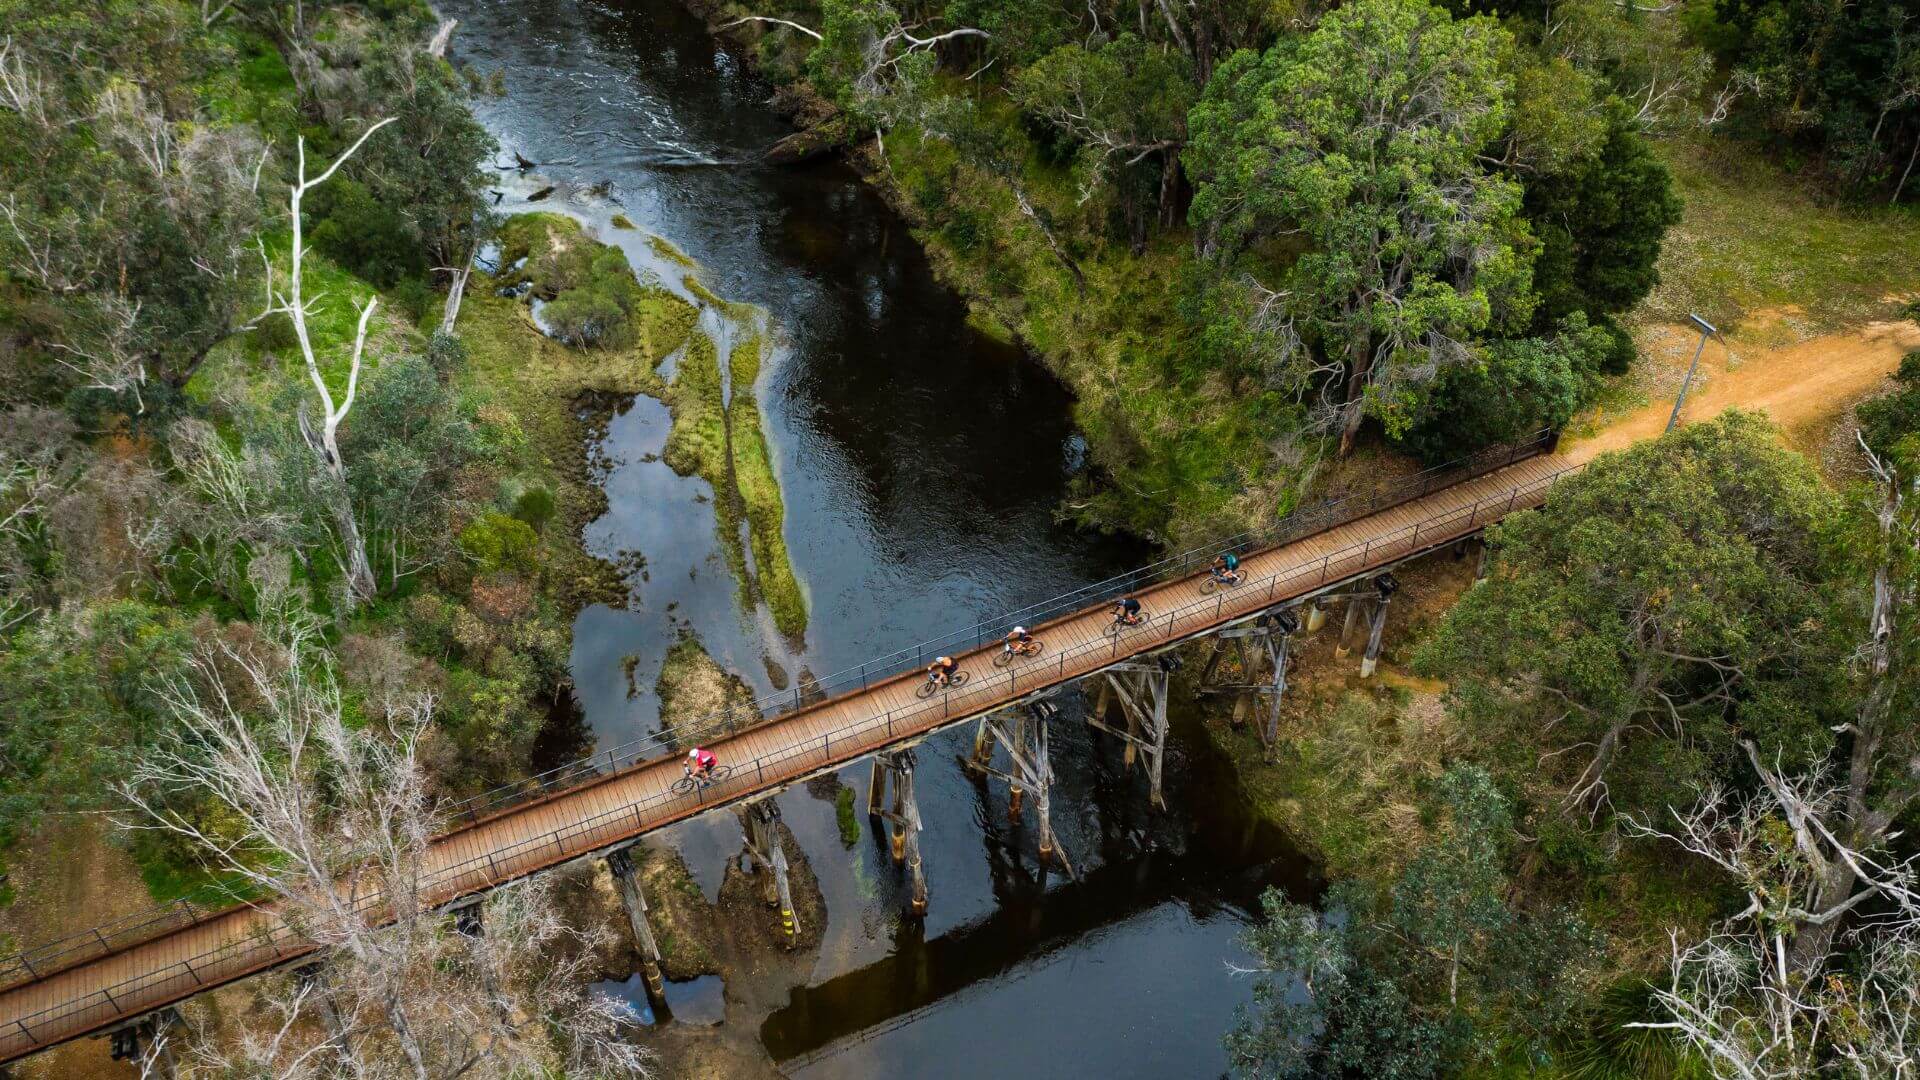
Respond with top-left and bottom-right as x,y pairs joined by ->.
1643,135 -> 1920,337
499,212 -> 808,640
654,632 -> 760,743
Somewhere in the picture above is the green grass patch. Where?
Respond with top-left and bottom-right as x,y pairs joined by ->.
1644,134 -> 1920,333
610,213 -> 636,230
834,787 -> 861,847
660,324 -> 808,638
648,234 -> 698,268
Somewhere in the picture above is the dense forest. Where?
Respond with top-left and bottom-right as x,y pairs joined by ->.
0,0 -> 1918,1073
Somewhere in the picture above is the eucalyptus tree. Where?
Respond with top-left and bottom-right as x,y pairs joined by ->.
119,568 -> 653,1080
257,118 -> 394,605
1227,765 -> 1602,1078
1014,33 -> 1195,230
1186,0 -> 1534,453
1419,412 -> 1842,819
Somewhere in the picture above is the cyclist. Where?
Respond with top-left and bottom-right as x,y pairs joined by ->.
1003,625 -> 1035,655
927,655 -> 959,688
1210,551 -> 1241,585
1112,596 -> 1143,626
685,746 -> 718,786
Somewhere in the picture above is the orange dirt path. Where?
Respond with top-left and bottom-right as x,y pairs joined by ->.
1564,320 -> 1920,463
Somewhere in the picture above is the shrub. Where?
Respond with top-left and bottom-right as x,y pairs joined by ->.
1397,314 -> 1616,462
309,177 -> 425,288
457,512 -> 538,574
507,481 -> 556,530
1857,350 -> 1920,459
426,330 -> 468,379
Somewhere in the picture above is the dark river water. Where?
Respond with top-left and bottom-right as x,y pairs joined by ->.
445,0 -> 1317,1072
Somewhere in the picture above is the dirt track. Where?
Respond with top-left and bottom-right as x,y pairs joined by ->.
1565,319 -> 1920,463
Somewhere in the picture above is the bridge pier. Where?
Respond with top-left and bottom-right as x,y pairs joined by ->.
868,748 -> 928,916
1091,658 -> 1175,811
1334,594 -> 1364,659
1303,600 -> 1326,633
970,701 -> 1076,876
1197,607 -> 1298,761
294,962 -> 352,1058
738,801 -> 798,947
446,897 -> 508,1014
1358,574 -> 1398,678
604,847 -> 667,1002
103,1007 -> 182,1078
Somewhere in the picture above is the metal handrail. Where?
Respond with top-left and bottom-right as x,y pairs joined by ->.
0,455 -> 1580,1061
0,429 -> 1553,987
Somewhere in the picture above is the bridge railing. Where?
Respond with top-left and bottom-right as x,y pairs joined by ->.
431,428 -> 1560,821
0,429 -> 1554,994
0,459 -> 1581,1061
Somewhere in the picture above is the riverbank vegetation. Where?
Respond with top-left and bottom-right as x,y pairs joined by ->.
0,0 -> 671,1071
702,0 -> 1920,544
1199,401 -> 1920,1078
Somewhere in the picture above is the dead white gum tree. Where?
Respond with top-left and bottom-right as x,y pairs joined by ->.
1612,432 -> 1920,1077
1624,762 -> 1920,1078
256,117 -> 395,606
118,567 -> 652,1079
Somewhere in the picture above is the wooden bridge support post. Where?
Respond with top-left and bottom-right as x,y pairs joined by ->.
604,847 -> 667,1003
1358,574 -> 1399,679
107,1008 -> 183,1079
740,802 -> 798,946
869,749 -> 928,916
1303,601 -> 1325,633
1334,596 -> 1366,659
1196,609 -> 1297,764
973,702 -> 1076,877
294,962 -> 351,1059
1474,538 -> 1491,584
868,757 -> 888,814
1099,660 -> 1173,811
448,899 -> 507,1014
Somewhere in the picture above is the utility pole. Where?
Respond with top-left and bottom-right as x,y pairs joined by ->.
1666,313 -> 1722,433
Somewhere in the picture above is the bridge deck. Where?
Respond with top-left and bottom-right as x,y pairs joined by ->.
0,452 -> 1576,1063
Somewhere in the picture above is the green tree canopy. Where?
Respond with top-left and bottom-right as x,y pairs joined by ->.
1417,411 -> 1844,819
1523,102 -> 1684,330
1185,0 -> 1535,452
1228,765 -> 1603,1078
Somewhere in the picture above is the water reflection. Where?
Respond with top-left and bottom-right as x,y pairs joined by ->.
444,0 -> 1315,1072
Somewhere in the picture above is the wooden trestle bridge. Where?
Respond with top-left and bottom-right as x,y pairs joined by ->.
0,434 -> 1577,1067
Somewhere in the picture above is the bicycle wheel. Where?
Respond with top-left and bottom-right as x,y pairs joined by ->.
949,669 -> 970,689
670,774 -> 696,796
1200,575 -> 1219,595
915,677 -> 940,699
707,764 -> 735,785
992,648 -> 1014,668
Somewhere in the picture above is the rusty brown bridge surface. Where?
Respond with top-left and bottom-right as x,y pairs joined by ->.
0,445 -> 1579,1064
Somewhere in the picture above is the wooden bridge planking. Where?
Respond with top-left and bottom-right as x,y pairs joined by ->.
0,453 -> 1573,1064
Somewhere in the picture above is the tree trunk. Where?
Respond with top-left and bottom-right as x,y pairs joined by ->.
1337,336 -> 1372,456
1787,858 -> 1858,976
1893,130 -> 1920,205
297,401 -> 378,604
1158,148 -> 1180,230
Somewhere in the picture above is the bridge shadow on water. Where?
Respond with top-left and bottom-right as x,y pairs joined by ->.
762,692 -> 1322,1071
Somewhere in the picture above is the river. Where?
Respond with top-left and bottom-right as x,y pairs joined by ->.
444,0 -> 1317,1073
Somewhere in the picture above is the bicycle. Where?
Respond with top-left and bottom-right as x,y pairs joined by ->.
992,638 -> 1046,667
916,668 -> 971,698
1103,608 -> 1150,638
670,763 -> 735,796
1199,569 -> 1244,595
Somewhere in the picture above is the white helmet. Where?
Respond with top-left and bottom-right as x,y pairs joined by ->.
687,748 -> 701,762
1012,626 -> 1028,636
